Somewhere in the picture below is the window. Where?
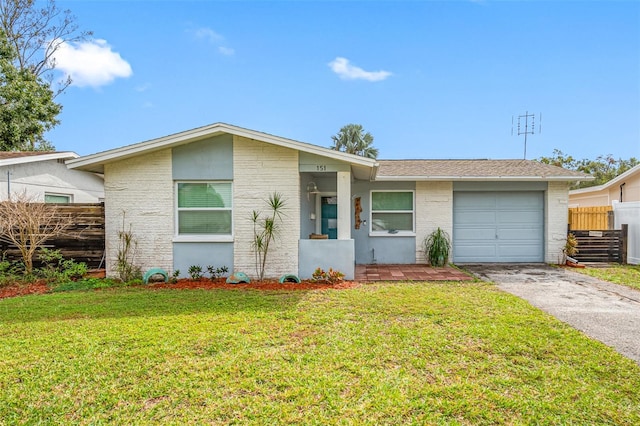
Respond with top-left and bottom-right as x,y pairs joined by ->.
44,193 -> 72,203
176,182 -> 232,238
370,191 -> 414,235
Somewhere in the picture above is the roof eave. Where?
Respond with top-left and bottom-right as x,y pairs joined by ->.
67,122 -> 377,173
375,175 -> 593,182
0,151 -> 78,167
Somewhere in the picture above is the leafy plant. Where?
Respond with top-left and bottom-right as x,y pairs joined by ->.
115,212 -> 142,282
170,269 -> 180,284
206,265 -> 229,281
423,227 -> 451,267
51,278 -> 125,293
251,192 -> 287,281
37,248 -> 87,281
562,233 -> 579,263
188,265 -> 204,280
311,267 -> 345,284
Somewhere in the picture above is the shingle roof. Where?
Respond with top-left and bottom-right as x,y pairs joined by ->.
0,151 -> 57,159
376,159 -> 591,181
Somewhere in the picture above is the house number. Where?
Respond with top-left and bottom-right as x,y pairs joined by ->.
316,165 -> 327,171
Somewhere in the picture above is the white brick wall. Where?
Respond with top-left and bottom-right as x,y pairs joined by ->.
415,181 -> 453,263
546,181 -> 570,264
233,136 -> 300,278
104,150 -> 174,277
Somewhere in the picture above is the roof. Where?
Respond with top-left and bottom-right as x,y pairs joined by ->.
376,159 -> 592,182
569,163 -> 640,195
0,151 -> 79,167
65,122 -> 592,183
66,122 -> 379,176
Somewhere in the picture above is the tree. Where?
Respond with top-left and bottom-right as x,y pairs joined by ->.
0,191 -> 72,274
330,123 -> 379,159
0,0 -> 92,94
0,30 -> 60,151
538,149 -> 639,189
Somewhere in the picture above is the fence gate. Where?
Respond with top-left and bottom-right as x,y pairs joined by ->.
570,224 -> 628,264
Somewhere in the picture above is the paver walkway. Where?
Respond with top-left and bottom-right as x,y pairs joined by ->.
355,264 -> 473,282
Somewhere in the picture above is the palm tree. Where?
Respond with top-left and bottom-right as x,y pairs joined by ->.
330,124 -> 379,159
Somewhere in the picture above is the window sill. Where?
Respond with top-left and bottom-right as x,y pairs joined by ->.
173,235 -> 234,243
369,231 -> 415,238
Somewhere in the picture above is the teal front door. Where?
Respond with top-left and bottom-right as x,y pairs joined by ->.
321,196 -> 338,239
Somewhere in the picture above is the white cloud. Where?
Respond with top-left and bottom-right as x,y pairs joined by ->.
218,46 -> 235,56
328,57 -> 391,82
135,83 -> 151,92
194,27 -> 223,44
189,25 -> 235,56
51,39 -> 133,88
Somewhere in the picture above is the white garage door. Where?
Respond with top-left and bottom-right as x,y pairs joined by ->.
453,191 -> 544,263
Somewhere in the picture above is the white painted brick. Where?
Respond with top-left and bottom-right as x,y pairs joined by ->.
104,149 -> 173,277
546,181 -> 570,264
233,136 -> 300,278
415,182 -> 453,263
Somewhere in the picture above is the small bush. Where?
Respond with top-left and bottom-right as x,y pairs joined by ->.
188,265 -> 204,280
37,248 -> 88,282
206,265 -> 229,281
311,268 -> 345,284
170,270 -> 180,284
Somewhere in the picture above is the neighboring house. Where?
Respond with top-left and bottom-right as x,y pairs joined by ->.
568,164 -> 640,207
66,123 -> 590,279
0,151 -> 104,203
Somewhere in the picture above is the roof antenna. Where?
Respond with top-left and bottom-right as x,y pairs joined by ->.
511,111 -> 541,159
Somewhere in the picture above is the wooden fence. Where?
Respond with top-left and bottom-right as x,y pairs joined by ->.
0,203 -> 105,268
570,224 -> 628,264
568,206 -> 613,231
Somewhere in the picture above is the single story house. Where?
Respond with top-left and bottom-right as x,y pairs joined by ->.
569,164 -> 640,207
67,123 -> 590,279
0,151 -> 104,203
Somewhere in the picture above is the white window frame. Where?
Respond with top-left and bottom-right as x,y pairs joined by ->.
173,181 -> 234,243
369,190 -> 415,237
44,192 -> 72,203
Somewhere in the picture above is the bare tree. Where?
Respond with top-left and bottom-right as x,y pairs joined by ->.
0,191 -> 72,274
0,0 -> 92,94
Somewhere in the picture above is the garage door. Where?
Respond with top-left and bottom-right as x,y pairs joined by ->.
453,192 -> 544,263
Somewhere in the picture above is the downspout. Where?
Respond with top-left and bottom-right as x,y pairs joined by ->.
619,182 -> 626,202
6,170 -> 9,198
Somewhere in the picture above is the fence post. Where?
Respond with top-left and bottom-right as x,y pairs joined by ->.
621,224 -> 628,264
607,210 -> 614,230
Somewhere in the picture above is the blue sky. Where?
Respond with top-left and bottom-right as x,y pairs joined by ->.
48,0 -> 639,161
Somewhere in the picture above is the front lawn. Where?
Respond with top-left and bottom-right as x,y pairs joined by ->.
574,264 -> 640,291
1,283 -> 638,424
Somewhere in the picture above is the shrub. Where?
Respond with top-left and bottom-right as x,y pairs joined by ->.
423,227 -> 451,267
206,265 -> 229,281
311,268 -> 345,284
188,265 -> 204,280
37,248 -> 88,281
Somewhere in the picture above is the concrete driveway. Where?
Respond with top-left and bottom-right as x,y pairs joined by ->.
464,264 -> 640,364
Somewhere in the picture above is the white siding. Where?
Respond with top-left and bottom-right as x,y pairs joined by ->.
0,160 -> 104,202
415,181 -> 453,263
546,181 -> 570,264
104,149 -> 173,277
233,136 -> 300,278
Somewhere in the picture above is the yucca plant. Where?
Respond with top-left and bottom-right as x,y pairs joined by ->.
251,192 -> 287,280
423,227 -> 451,267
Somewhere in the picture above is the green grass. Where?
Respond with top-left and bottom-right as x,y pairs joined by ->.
1,283 -> 639,424
573,264 -> 640,291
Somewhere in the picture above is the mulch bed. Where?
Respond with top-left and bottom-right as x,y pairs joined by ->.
0,278 -> 361,301
148,278 -> 361,291
0,281 -> 50,300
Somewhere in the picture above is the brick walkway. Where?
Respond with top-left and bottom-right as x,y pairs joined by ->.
355,264 -> 474,282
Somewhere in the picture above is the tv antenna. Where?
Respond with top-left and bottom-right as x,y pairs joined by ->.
511,111 -> 541,159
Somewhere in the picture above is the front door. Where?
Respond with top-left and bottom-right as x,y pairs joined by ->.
320,196 -> 338,239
